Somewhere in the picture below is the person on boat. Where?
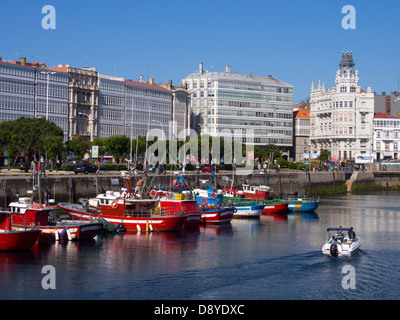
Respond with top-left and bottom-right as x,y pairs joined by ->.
331,236 -> 340,245
348,227 -> 356,240
336,226 -> 344,242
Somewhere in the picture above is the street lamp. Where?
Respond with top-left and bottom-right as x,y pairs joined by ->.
40,71 -> 56,121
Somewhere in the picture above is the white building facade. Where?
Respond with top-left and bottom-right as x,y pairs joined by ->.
0,58 -> 69,140
310,52 -> 374,161
98,74 -> 126,138
183,63 -> 293,157
373,113 -> 400,161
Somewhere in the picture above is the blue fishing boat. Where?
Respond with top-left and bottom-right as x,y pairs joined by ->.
192,173 -> 234,224
223,198 -> 265,218
287,197 -> 319,213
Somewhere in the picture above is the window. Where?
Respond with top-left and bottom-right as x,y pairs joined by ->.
340,86 -> 347,93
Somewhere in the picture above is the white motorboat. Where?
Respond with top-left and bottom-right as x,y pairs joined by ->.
321,227 -> 361,256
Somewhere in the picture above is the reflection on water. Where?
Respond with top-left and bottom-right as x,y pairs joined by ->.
1,191 -> 400,300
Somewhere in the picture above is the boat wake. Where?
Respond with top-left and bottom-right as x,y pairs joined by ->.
190,248 -> 396,300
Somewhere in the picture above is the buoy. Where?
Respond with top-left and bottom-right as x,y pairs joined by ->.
150,189 -> 158,198
54,229 -> 59,241
137,224 -> 141,232
146,221 -> 149,232
137,180 -> 144,186
111,201 -> 118,209
149,224 -> 153,232
210,193 -> 217,200
61,228 -> 67,240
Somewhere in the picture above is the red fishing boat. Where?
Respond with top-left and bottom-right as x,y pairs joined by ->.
157,175 -> 202,230
58,193 -> 188,232
242,184 -> 271,200
0,211 -> 41,251
159,195 -> 201,230
9,197 -> 102,243
262,200 -> 289,214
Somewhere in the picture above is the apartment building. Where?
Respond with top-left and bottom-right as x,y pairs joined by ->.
183,63 -> 294,157
0,57 -> 69,140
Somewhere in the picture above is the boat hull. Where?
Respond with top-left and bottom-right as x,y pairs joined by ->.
262,202 -> 289,214
15,222 -> 102,243
200,207 -> 234,225
159,199 -> 201,230
58,203 -> 187,232
0,229 -> 41,251
322,240 -> 361,256
287,200 -> 319,212
233,204 -> 265,218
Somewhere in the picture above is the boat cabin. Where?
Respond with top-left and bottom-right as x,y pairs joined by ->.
8,197 -> 54,227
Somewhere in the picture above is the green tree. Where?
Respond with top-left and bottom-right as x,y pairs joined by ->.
319,149 -> 331,162
0,117 -> 64,171
65,136 -> 92,161
43,135 -> 64,169
104,135 -> 130,162
264,144 -> 282,160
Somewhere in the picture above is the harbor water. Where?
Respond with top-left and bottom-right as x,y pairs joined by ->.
1,191 -> 400,300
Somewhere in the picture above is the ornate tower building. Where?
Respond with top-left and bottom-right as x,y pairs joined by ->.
310,52 -> 374,162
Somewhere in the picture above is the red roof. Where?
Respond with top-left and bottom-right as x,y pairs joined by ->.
295,109 -> 310,119
124,79 -> 169,91
374,112 -> 400,119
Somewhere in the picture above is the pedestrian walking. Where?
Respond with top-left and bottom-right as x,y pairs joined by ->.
40,159 -> 46,177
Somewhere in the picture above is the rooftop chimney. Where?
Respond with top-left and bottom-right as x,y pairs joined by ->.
199,62 -> 203,74
149,78 -> 154,85
19,57 -> 26,66
226,65 -> 232,73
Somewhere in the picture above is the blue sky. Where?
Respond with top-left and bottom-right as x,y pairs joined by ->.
1,0 -> 399,103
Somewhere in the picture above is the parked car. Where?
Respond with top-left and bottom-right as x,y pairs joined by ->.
201,164 -> 220,173
74,163 -> 98,174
